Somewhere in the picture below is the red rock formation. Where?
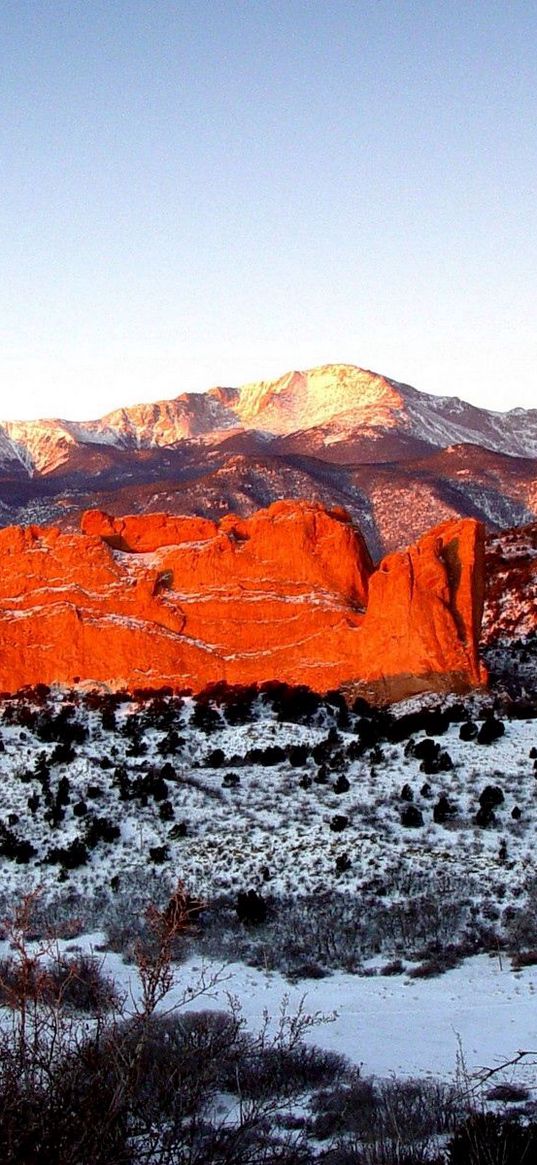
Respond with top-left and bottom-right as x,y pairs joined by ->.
351,519 -> 487,701
0,501 -> 486,700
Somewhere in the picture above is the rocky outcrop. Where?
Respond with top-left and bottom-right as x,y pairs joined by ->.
0,501 -> 486,700
483,521 -> 537,645
349,519 -> 487,701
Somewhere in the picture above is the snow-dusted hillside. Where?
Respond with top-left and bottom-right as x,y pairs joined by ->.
1,685 -> 536,956
484,521 -> 537,646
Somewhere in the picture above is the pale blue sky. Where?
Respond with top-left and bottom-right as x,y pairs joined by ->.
1,1 -> 536,420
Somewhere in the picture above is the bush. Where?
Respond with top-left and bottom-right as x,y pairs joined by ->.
477,716 -> 505,745
420,749 -> 453,775
330,815 -> 349,833
459,720 -> 478,741
159,800 -> 175,822
149,845 -> 169,864
401,805 -> 424,828
486,1082 -> 530,1102
44,838 -> 88,869
46,953 -> 120,1013
411,738 -> 439,763
479,785 -> 504,810
236,889 -> 267,925
287,743 -> 310,766
433,794 -> 456,824
85,816 -> 121,847
448,1113 -> 537,1165
474,806 -> 497,829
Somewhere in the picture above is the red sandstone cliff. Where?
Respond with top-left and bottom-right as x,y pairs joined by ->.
0,501 -> 486,700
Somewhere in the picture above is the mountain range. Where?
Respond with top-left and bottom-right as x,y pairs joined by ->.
1,363 -> 536,557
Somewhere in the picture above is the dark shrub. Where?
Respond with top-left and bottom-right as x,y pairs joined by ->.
224,1041 -> 346,1100
330,815 -> 348,832
334,775 -> 350,794
159,762 -> 177,782
50,742 -> 76,766
433,794 -> 455,824
159,800 -> 174,822
400,783 -> 414,802
191,701 -> 221,733
145,773 -> 168,801
236,890 -> 267,925
157,731 -> 183,756
421,750 -> 453,775
355,718 -> 382,748
475,806 -> 496,828
0,826 -> 36,864
335,853 -> 351,874
85,816 -> 121,847
222,772 -> 240,788
448,1114 -> 537,1165
479,785 -> 504,810
424,711 -> 451,736
287,744 -> 310,766
245,745 -> 286,766
411,738 -> 439,763
409,951 -> 460,977
149,845 -> 169,864
381,959 -> 404,976
205,748 -> 225,768
459,720 -> 478,740
477,716 -> 505,745
261,681 -> 322,724
56,776 -> 71,805
511,949 -> 537,968
169,822 -> 187,839
401,805 -> 424,828
486,1083 -> 530,1102
44,838 -> 88,868
47,954 -> 119,1013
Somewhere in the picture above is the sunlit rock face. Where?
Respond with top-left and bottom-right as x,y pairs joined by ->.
0,501 -> 485,700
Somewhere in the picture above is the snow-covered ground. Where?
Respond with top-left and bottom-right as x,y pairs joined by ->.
0,687 -> 535,911
1,683 -> 537,1095
146,951 -> 537,1084
12,929 -> 537,1087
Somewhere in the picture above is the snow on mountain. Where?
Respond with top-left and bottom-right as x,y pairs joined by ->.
232,365 -> 405,434
1,363 -> 537,477
99,387 -> 241,449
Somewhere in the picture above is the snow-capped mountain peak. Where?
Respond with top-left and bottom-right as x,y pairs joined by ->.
0,362 -> 536,478
233,364 -> 406,434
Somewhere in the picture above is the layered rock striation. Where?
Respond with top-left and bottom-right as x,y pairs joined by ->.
0,500 -> 486,700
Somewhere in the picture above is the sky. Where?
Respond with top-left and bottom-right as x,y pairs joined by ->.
1,0 -> 536,422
